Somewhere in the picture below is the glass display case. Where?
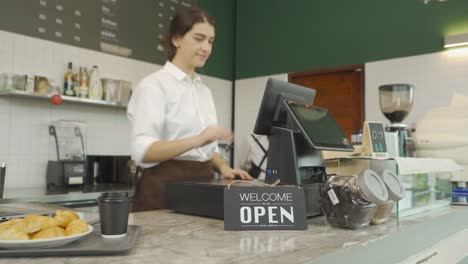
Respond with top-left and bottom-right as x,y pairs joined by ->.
325,157 -> 460,218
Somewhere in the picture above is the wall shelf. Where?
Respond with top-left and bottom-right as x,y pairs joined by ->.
0,89 -> 128,109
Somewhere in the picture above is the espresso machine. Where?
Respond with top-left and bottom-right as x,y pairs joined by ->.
379,84 -> 415,157
46,120 -> 88,191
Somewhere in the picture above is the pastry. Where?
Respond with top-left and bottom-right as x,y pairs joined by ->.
31,226 -> 66,240
65,219 -> 88,236
55,211 -> 73,228
0,226 -> 29,240
0,210 -> 87,240
61,210 -> 80,220
0,219 -> 20,233
8,214 -> 59,234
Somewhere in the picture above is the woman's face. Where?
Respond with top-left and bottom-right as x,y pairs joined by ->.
172,22 -> 215,69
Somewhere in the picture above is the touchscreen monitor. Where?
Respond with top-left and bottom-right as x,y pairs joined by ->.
285,102 -> 354,151
254,78 -> 316,135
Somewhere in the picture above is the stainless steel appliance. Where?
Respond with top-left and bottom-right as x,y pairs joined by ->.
379,84 -> 415,157
46,121 -> 87,191
86,155 -> 133,186
101,78 -> 132,104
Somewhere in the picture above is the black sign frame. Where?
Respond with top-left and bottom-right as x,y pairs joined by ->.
224,185 -> 307,231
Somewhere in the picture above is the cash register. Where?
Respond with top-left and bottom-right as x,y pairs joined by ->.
253,78 -> 354,216
166,78 -> 353,218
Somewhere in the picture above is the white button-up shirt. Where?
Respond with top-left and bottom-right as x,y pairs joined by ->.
127,61 -> 219,168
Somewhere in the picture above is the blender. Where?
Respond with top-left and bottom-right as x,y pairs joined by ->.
379,84 -> 415,157
46,120 -> 88,191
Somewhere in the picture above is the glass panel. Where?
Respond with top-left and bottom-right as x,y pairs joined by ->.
397,172 -> 452,218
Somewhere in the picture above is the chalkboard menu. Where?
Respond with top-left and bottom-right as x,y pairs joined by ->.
0,0 -> 194,65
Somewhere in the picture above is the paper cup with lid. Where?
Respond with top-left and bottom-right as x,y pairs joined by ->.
98,191 -> 132,238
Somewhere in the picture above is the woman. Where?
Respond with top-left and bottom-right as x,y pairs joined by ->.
127,6 -> 252,212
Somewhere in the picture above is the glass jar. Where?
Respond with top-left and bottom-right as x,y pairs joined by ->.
321,169 -> 389,229
371,170 -> 406,225
371,200 -> 394,225
0,73 -> 26,90
321,184 -> 377,230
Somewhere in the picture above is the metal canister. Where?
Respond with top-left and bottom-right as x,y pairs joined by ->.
0,73 -> 27,90
34,76 -> 50,94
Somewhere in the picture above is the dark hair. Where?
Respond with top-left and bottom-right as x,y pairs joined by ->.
163,6 -> 216,61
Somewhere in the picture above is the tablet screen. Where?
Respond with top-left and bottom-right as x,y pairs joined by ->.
286,102 -> 353,151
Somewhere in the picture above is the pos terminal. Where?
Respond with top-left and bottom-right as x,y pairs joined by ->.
165,78 -> 353,218
254,78 -> 354,216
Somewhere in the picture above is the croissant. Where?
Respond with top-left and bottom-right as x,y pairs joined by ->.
9,217 -> 40,233
65,219 -> 88,236
32,226 -> 66,240
0,219 -> 20,233
0,226 -> 29,240
61,210 -> 80,220
0,210 -> 88,240
17,215 -> 60,233
55,211 -> 73,228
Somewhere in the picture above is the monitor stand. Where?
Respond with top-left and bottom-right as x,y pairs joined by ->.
266,126 -> 327,217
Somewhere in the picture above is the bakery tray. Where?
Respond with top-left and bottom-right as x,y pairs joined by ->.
0,225 -> 141,257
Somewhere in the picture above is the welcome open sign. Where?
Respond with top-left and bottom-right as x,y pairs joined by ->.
224,186 -> 307,230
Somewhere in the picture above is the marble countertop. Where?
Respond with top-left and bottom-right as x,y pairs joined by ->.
1,203 -> 467,264
0,184 -> 133,204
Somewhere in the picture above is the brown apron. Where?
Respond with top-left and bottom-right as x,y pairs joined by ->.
132,159 -> 213,212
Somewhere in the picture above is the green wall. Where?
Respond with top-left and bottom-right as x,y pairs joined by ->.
197,0 -> 235,80
236,0 -> 468,79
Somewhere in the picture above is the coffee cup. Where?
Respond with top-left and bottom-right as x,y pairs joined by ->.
98,191 -> 131,238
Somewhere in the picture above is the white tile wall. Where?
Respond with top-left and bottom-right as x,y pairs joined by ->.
234,74 -> 287,168
203,76 -> 232,130
0,30 -> 233,190
0,113 -> 10,156
0,97 -> 10,113
0,31 -> 14,74
365,48 -> 468,126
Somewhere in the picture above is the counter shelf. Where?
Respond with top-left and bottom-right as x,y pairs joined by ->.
0,89 -> 127,109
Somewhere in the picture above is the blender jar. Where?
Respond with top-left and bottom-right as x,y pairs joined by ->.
49,120 -> 87,161
321,169 -> 389,229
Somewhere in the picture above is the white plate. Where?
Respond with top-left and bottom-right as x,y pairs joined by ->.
0,225 -> 93,249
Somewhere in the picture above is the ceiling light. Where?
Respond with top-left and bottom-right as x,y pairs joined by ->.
444,33 -> 468,48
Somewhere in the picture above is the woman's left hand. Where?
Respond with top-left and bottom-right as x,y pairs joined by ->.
221,168 -> 252,180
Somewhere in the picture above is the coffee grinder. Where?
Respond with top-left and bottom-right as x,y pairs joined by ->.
46,120 -> 87,191
379,84 -> 415,157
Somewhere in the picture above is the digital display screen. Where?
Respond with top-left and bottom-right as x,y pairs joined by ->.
286,103 -> 354,151
368,122 -> 387,153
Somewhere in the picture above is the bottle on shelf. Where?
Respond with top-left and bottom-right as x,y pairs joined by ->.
79,67 -> 89,98
88,66 -> 103,100
63,62 -> 76,96
74,67 -> 82,95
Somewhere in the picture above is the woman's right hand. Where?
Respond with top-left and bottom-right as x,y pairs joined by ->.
197,126 -> 232,147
